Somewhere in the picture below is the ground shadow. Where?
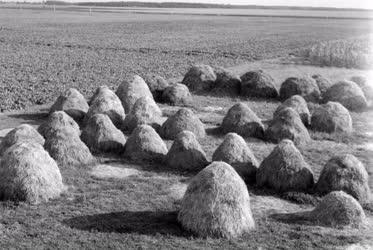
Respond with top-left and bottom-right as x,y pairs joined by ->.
7,112 -> 48,126
270,211 -> 313,226
64,210 -> 191,237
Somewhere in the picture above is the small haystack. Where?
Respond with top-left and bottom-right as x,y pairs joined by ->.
124,124 -> 168,162
311,74 -> 333,97
166,131 -> 208,171
122,96 -> 162,132
323,80 -> 368,111
178,161 -> 255,238
160,108 -> 205,140
221,103 -> 265,139
89,85 -> 110,105
311,102 -> 352,133
0,142 -> 64,204
0,124 -> 45,156
274,95 -> 311,126
316,154 -> 371,203
38,111 -> 80,139
256,139 -> 314,192
265,107 -> 311,145
212,133 -> 258,183
50,88 -> 89,122
116,75 -> 153,113
161,83 -> 192,106
212,67 -> 241,95
350,75 -> 373,102
144,74 -> 169,102
81,114 -> 127,153
310,191 -> 365,228
182,64 -> 217,92
279,76 -> 321,103
240,70 -> 278,99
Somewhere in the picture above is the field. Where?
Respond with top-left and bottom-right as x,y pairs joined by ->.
0,6 -> 373,249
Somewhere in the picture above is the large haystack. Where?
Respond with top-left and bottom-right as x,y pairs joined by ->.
178,161 -> 255,238
256,139 -> 314,192
221,103 -> 264,139
279,76 -> 321,103
316,154 -> 371,203
122,96 -> 162,133
49,88 -> 89,122
89,85 -> 110,105
323,80 -> 368,111
311,102 -> 352,133
265,107 -> 311,145
160,108 -> 205,140
38,111 -> 80,139
0,124 -> 45,156
161,83 -> 192,106
274,95 -> 311,126
310,191 -> 366,228
350,75 -> 373,102
240,70 -> 278,99
312,74 -> 333,97
124,124 -> 168,162
144,74 -> 169,102
116,75 -> 153,113
86,86 -> 126,128
181,64 -> 217,92
212,133 -> 258,183
0,142 -> 64,204
166,131 -> 208,171
212,67 -> 241,95
81,114 -> 127,153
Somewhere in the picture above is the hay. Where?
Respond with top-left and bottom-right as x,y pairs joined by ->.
350,75 -> 373,101
144,74 -> 170,102
160,108 -> 205,140
311,74 -> 334,97
122,96 -> 162,133
0,142 -> 64,204
311,101 -> 352,133
161,83 -> 192,106
240,70 -> 278,99
221,102 -> 265,139
279,76 -> 321,103
178,161 -> 255,238
124,124 -> 168,162
166,131 -> 208,171
274,95 -> 311,126
86,86 -> 126,128
265,107 -> 311,145
38,111 -> 80,139
89,85 -> 110,105
310,191 -> 366,228
0,124 -> 45,156
212,67 -> 241,95
256,139 -> 314,192
181,64 -> 217,92
212,133 -> 258,183
81,114 -> 126,153
49,88 -> 89,122
323,80 -> 368,111
116,75 -> 153,113
316,154 -> 371,204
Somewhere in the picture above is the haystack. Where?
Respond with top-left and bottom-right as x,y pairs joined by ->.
89,85 -> 110,105
160,108 -> 205,140
178,161 -> 255,238
122,96 -> 162,132
124,124 -> 168,162
144,74 -> 169,102
240,70 -> 278,99
49,88 -> 89,122
0,142 -> 64,204
181,64 -> 217,92
161,83 -> 192,106
85,86 -> 126,128
311,74 -> 333,96
212,67 -> 241,95
81,114 -> 127,153
0,124 -> 45,156
311,102 -> 352,133
279,76 -> 321,103
323,80 -> 367,111
116,75 -> 153,113
274,95 -> 311,126
256,139 -> 314,192
212,133 -> 259,182
316,154 -> 371,203
310,191 -> 365,228
350,75 -> 373,101
38,111 -> 80,139
166,131 -> 208,171
221,103 -> 265,139
265,107 -> 311,145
